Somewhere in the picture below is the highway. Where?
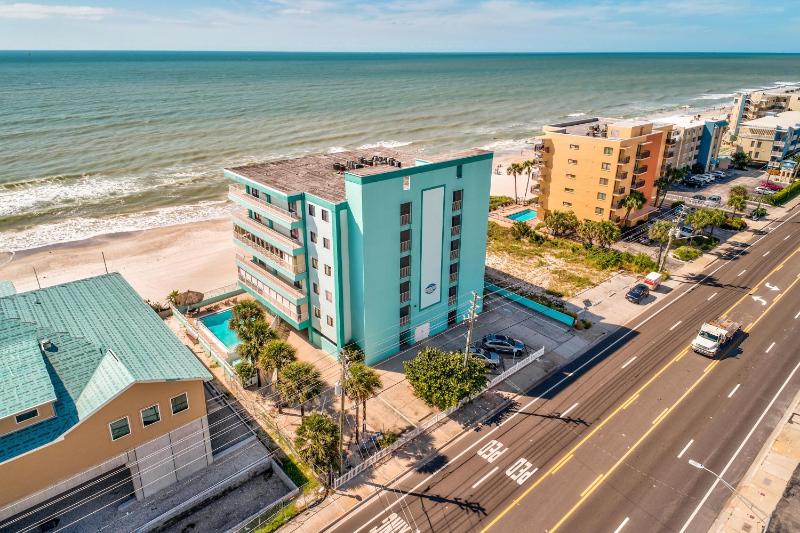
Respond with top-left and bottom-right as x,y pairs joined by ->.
326,206 -> 800,533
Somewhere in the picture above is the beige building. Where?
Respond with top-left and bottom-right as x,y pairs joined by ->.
537,117 -> 666,225
736,111 -> 800,165
728,85 -> 800,140
0,274 -> 213,522
655,114 -> 728,173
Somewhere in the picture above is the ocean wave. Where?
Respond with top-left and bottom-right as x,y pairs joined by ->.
773,81 -> 800,87
327,146 -> 348,153
357,140 -> 413,149
0,201 -> 232,252
566,112 -> 587,117
693,93 -> 736,101
480,138 -> 536,152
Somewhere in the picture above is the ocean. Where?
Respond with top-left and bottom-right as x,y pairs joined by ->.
2,51 -> 800,252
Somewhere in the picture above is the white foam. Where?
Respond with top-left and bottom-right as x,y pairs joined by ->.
693,93 -> 736,101
566,112 -> 587,117
327,146 -> 347,153
480,138 -> 534,152
357,140 -> 413,149
0,201 -> 232,252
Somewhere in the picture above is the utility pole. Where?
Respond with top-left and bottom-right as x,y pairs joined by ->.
338,350 -> 348,476
32,266 -> 41,289
463,291 -> 480,366
659,227 -> 676,272
101,252 -> 108,274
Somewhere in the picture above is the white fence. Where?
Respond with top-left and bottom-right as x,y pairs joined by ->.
172,304 -> 237,382
332,346 -> 545,488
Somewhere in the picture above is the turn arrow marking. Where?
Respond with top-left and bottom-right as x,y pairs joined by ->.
752,296 -> 767,306
765,283 -> 780,291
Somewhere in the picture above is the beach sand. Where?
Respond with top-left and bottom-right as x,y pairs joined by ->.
0,218 -> 237,303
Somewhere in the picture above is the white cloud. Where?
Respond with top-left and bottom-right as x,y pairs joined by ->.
0,3 -> 113,20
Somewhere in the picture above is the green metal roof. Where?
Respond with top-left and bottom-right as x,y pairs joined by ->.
0,281 -> 16,298
0,273 -> 211,463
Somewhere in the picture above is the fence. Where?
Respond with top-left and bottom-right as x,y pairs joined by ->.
331,345 -> 545,489
484,282 -> 576,327
172,304 -> 237,382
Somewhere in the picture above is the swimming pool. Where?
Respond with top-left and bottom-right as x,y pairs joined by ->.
506,209 -> 537,222
200,308 -> 241,350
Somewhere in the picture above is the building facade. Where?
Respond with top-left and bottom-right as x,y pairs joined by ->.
537,117 -> 666,225
728,85 -> 800,140
736,111 -> 800,165
0,274 -> 213,521
225,149 -> 493,365
655,115 -> 728,173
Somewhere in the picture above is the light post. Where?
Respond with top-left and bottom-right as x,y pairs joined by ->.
687,459 -> 770,531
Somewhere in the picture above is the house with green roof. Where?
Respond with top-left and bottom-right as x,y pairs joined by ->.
0,273 -> 213,521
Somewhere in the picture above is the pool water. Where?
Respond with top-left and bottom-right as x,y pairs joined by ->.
200,308 -> 241,350
506,209 -> 537,222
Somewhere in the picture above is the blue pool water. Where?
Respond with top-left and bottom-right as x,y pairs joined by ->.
200,309 -> 240,350
506,209 -> 537,222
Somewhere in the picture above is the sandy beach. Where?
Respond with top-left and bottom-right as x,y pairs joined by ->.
0,218 -> 237,303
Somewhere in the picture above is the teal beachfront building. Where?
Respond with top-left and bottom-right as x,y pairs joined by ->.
225,148 -> 493,365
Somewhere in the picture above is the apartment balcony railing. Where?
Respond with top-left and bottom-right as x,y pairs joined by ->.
450,249 -> 460,261
233,232 -> 304,274
237,254 -> 305,302
452,200 -> 462,211
636,150 -> 651,160
449,272 -> 458,284
617,155 -> 631,165
237,274 -> 306,323
229,185 -> 299,223
400,315 -> 410,327
400,291 -> 410,304
400,240 -> 411,253
616,171 -> 629,181
631,180 -> 646,190
666,138 -> 677,146
614,187 -> 627,196
451,225 -> 461,236
233,212 -> 303,252
400,266 -> 411,278
633,165 -> 648,175
666,151 -> 675,158
448,295 -> 457,306
400,213 -> 411,226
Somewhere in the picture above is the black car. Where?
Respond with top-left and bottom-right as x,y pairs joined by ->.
469,346 -> 502,370
481,334 -> 525,356
625,283 -> 650,304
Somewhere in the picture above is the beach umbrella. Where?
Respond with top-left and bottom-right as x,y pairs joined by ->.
174,290 -> 204,307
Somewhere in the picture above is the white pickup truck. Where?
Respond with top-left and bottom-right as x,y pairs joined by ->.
691,318 -> 741,358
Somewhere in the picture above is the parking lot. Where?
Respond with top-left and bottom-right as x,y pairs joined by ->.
665,167 -> 771,211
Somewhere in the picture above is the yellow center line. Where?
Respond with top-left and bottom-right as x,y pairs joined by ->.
479,245 -> 800,533
580,474 -> 605,498
620,393 -> 639,411
651,407 -> 670,425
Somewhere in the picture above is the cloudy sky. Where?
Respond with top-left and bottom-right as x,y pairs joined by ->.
0,0 -> 797,52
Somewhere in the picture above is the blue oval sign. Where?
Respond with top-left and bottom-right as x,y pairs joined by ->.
425,283 -> 437,294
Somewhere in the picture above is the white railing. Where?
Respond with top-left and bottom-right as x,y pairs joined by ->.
331,345 -> 545,489
232,213 -> 302,250
233,233 -> 304,274
400,213 -> 411,225
237,275 -> 306,322
229,185 -> 299,222
400,291 -> 410,303
237,255 -> 305,300
450,249 -> 459,261
400,240 -> 411,252
171,305 -> 236,381
452,200 -> 462,211
451,225 -> 461,236
400,266 -> 411,278
449,272 -> 458,283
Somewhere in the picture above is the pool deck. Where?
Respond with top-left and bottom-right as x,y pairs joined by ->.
489,202 -> 541,228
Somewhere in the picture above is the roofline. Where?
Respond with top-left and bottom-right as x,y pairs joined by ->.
344,151 -> 493,185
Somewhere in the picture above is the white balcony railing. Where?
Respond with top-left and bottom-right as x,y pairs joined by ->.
400,213 -> 411,226
400,240 -> 411,253
400,291 -> 410,303
400,315 -> 410,327
400,266 -> 411,278
451,225 -> 461,236
237,255 -> 305,301
450,249 -> 460,261
233,232 -> 304,274
233,212 -> 303,251
449,272 -> 458,284
452,200 -> 462,211
229,185 -> 299,222
237,275 -> 306,322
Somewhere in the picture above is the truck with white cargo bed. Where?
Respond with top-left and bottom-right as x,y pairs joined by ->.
691,318 -> 741,358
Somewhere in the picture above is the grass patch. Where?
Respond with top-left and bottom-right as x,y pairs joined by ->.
673,246 -> 702,261
551,269 -> 593,291
255,501 -> 297,533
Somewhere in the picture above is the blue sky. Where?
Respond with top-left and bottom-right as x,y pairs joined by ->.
0,0 -> 797,52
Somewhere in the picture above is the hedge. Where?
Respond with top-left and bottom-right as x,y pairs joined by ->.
766,180 -> 800,206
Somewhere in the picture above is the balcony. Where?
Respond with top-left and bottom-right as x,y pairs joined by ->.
400,266 -> 410,278
631,180 -> 646,190
450,249 -> 460,261
666,138 -> 677,146
229,185 -> 299,224
448,295 -> 457,306
400,315 -> 410,327
233,232 -> 304,275
237,254 -> 305,302
449,272 -> 458,284
636,150 -> 651,160
613,187 -> 626,196
452,200 -> 462,211
616,171 -> 629,181
400,291 -> 410,304
400,240 -> 411,253
233,212 -> 303,253
400,213 -> 411,226
633,165 -> 648,175
617,155 -> 631,165
451,225 -> 461,236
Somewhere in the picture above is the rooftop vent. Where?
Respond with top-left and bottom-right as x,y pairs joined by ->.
39,338 -> 52,351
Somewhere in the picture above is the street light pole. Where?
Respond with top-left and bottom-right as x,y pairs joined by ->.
688,459 -> 770,530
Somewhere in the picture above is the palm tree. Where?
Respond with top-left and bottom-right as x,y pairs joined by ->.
235,320 -> 276,386
294,412 -> 340,481
648,219 -> 674,266
259,339 -> 296,389
520,159 -> 536,202
620,190 -> 647,227
343,363 -> 383,443
506,162 -> 524,204
230,300 -> 265,341
727,195 -> 746,216
278,361 -> 322,419
656,167 -> 689,208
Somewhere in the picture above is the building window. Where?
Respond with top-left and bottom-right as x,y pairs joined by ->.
568,159 -> 578,165
566,173 -> 576,180
563,201 -> 572,207
314,306 -> 321,318
569,144 -> 580,150
310,231 -> 317,243
141,404 -> 161,427
308,204 -> 316,216
400,202 -> 412,225
170,393 -> 189,415
599,178 -> 608,185
313,282 -> 319,294
595,207 -> 604,215
601,162 -> 611,171
323,237 -> 330,249
400,229 -> 411,252
326,315 -> 334,327
15,409 -> 38,423
603,147 -> 613,155
324,264 -> 332,276
400,305 -> 410,326
109,416 -> 131,441
321,209 -> 329,222
312,257 -> 318,269
403,176 -> 411,190
452,189 -> 463,211
597,192 -> 606,200
325,290 -> 333,302
400,280 -> 410,303
457,165 -> 463,178
400,255 -> 411,277
564,187 -> 575,194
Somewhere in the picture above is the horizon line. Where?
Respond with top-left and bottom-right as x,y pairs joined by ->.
2,50 -> 800,55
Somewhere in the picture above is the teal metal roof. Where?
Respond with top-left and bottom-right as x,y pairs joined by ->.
0,281 -> 16,298
0,273 -> 211,463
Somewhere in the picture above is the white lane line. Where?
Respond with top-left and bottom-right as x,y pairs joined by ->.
471,466 -> 499,489
785,235 -> 791,241
763,251 -> 771,257
766,342 -> 776,353
738,269 -> 747,276
560,402 -> 579,419
707,292 -> 718,301
677,439 -> 694,459
728,384 -> 741,398
669,320 -> 682,331
681,358 -> 800,532
621,356 -> 637,369
613,517 -> 630,533
795,310 -> 800,319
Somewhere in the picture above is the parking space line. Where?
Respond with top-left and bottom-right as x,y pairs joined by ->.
728,384 -> 740,398
471,466 -> 499,489
738,269 -> 746,276
560,403 -> 579,419
677,439 -> 693,459
621,356 -> 637,369
707,292 -> 718,301
766,342 -> 776,353
669,320 -> 682,331
795,310 -> 800,319
763,251 -> 771,257
614,517 -> 630,533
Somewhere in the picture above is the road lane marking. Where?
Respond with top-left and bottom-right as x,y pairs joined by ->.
703,361 -> 715,373
677,439 -> 694,459
707,292 -> 718,301
681,358 -> 800,532
795,310 -> 800,319
763,251 -> 771,257
765,283 -> 780,291
652,407 -> 670,425
738,269 -> 746,276
766,342 -> 776,353
620,394 -> 639,410
621,356 -> 637,369
551,454 -> 573,475
560,403 -> 579,419
580,474 -> 604,497
752,295 -> 767,306
785,235 -> 791,241
506,459 -> 537,484
614,517 -> 630,533
728,384 -> 740,398
669,320 -> 682,331
471,466 -> 499,489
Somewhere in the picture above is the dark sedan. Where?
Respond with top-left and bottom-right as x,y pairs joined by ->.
481,334 -> 525,357
625,283 -> 650,304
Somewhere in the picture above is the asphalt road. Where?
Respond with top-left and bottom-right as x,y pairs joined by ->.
326,207 -> 800,533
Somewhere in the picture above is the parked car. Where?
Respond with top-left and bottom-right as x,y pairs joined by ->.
469,346 -> 501,370
711,171 -> 727,179
754,186 -> 774,195
705,195 -> 722,207
678,225 -> 695,239
683,176 -> 703,187
481,334 -> 525,357
626,283 -> 650,304
691,194 -> 707,205
760,180 -> 784,191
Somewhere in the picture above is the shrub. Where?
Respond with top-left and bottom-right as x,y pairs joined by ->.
722,217 -> 747,230
767,180 -> 800,206
489,195 -> 514,211
586,247 -> 623,270
404,348 -> 487,410
673,246 -> 702,261
751,207 -> 768,219
377,431 -> 400,448
580,319 -> 592,329
235,361 -> 256,386
510,220 -> 532,240
528,231 -> 545,244
670,200 -> 685,209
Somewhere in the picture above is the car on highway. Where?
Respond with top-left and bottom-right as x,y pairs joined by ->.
481,334 -> 525,357
469,346 -> 502,370
705,195 -> 722,207
625,283 -> 650,304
